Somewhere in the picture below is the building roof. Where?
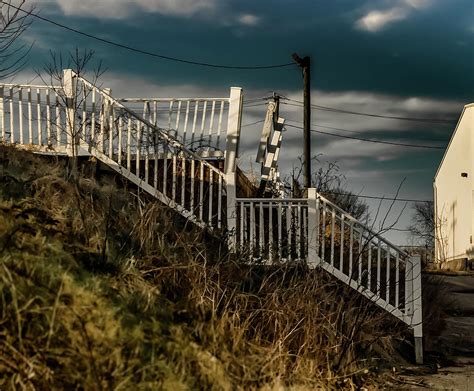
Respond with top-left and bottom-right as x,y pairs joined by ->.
434,103 -> 474,180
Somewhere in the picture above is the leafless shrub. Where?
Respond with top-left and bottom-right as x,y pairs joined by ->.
0,145 -> 402,389
0,1 -> 33,80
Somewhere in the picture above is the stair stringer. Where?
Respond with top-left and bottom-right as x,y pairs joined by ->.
316,259 -> 406,322
87,144 -> 207,229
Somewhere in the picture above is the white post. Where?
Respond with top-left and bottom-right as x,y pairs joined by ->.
226,172 -> 237,251
63,69 -> 76,156
224,87 -> 242,252
411,255 -> 423,364
405,257 -> 413,319
307,188 -> 320,268
99,87 -> 112,153
0,86 -> 4,142
256,101 -> 276,163
224,87 -> 243,175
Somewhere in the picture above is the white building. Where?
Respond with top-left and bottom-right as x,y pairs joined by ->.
434,103 -> 474,270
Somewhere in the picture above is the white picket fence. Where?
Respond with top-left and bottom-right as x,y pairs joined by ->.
0,70 -> 423,363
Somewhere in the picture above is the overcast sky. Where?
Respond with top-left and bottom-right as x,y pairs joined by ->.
12,0 -> 474,244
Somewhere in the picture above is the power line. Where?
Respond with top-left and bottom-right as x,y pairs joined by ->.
285,123 -> 446,150
324,190 -> 433,203
285,119 -> 450,143
242,119 -> 265,127
7,3 -> 295,70
287,119 -> 366,135
282,99 -> 457,124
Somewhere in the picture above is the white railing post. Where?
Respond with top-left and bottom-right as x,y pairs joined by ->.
63,69 -> 76,156
405,258 -> 413,318
99,87 -> 112,153
226,172 -> 237,251
224,87 -> 242,251
307,188 -> 320,268
0,86 -> 4,142
411,255 -> 423,364
224,87 -> 243,175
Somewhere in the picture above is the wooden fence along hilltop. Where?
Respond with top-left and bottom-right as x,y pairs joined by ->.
0,70 -> 423,363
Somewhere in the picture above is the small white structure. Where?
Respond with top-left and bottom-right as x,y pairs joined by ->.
434,103 -> 474,269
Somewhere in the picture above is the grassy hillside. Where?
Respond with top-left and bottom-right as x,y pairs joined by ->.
0,145 -> 406,390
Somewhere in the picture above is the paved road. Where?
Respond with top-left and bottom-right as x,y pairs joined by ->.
400,274 -> 474,389
434,275 -> 474,356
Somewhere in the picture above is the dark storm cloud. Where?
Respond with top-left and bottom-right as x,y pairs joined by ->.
12,0 -> 474,243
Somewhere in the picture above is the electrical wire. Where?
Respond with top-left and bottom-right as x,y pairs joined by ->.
6,3 -> 296,70
323,190 -> 433,203
285,123 -> 446,150
285,119 -> 450,143
281,99 -> 457,124
242,119 -> 265,127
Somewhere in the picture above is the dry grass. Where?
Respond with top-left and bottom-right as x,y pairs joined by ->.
0,145 -> 405,390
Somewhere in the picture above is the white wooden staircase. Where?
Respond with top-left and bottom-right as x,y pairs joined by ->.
0,70 -> 423,363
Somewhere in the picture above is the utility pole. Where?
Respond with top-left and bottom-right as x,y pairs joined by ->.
272,91 -> 280,121
292,53 -> 311,190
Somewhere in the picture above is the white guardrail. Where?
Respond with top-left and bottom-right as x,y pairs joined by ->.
0,70 -> 244,229
235,188 -> 423,363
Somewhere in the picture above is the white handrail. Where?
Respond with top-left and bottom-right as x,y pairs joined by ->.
75,74 -> 225,177
316,193 -> 409,257
120,97 -> 230,102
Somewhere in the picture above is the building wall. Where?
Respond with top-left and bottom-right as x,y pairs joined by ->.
435,105 -> 474,263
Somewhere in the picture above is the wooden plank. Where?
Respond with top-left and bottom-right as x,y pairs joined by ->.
172,154 -> 177,201
259,201 -> 264,258
395,253 -> 400,308
46,89 -> 51,144
19,89 -> 23,144
181,156 -> 186,207
37,89 -> 42,145
208,100 -> 215,148
340,215 -> 345,271
199,161 -> 204,221
260,117 -> 284,181
144,102 -> 149,183
0,87 -> 5,142
358,228 -> 363,285
240,201 -> 245,247
256,102 -> 276,163
386,246 -> 391,303
136,118 -> 141,177
278,202 -> 282,260
377,240 -> 382,295
55,94 -> 60,147
208,168 -> 213,225
200,100 -> 207,148
268,201 -> 273,262
330,209 -> 335,266
368,240 -> 372,291
349,222 -> 353,277
118,115 -> 123,164
190,159 -> 195,212
127,117 -> 132,170
183,101 -> 190,143
216,100 -> 225,150
27,88 -> 32,144
217,174 -> 222,228
109,106 -> 114,159
191,100 -> 198,145
9,87 -> 14,143
91,88 -> 96,143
